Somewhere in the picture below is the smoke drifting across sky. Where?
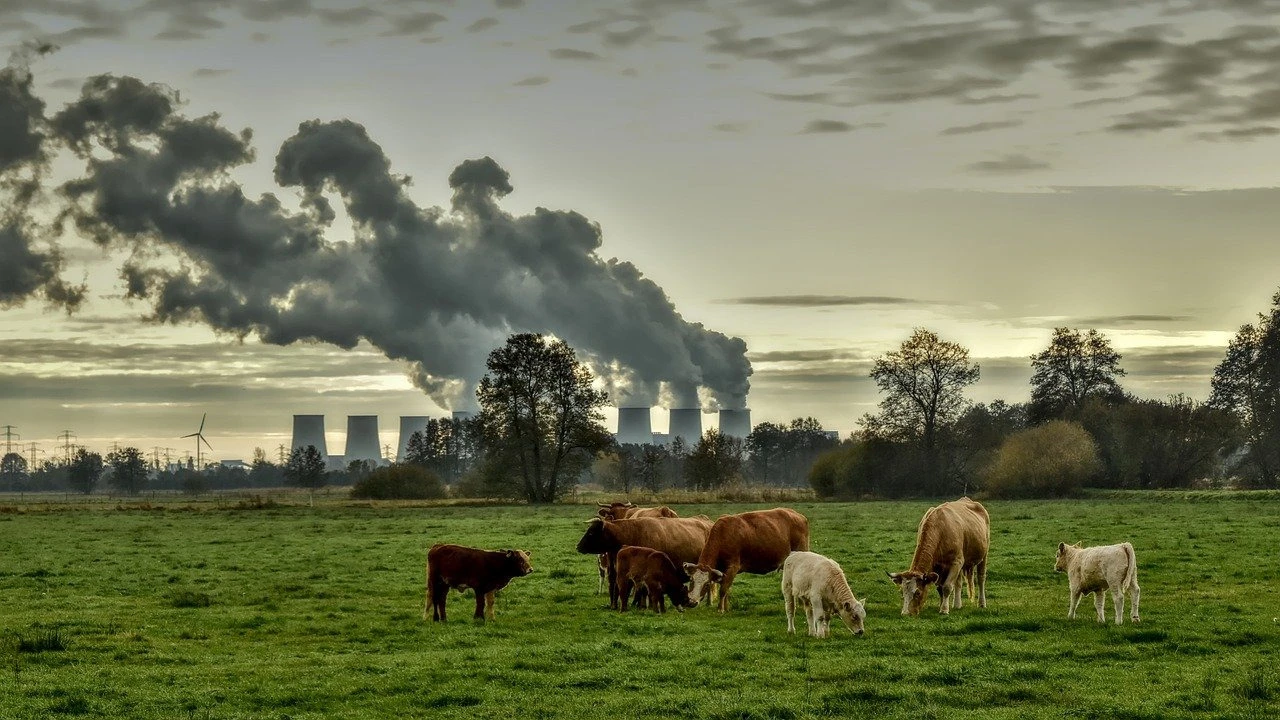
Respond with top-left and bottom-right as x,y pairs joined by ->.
0,61 -> 750,411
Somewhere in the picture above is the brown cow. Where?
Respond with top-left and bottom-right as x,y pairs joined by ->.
889,497 -> 989,616
576,516 -> 713,609
684,507 -> 810,613
614,546 -> 694,613
596,502 -> 679,521
424,543 -> 533,622
594,503 -> 679,592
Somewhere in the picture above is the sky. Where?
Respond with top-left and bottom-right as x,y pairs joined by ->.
2,0 -> 1280,463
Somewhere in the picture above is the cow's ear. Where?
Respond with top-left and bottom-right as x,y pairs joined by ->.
624,502 -> 636,507
683,562 -> 698,573
1057,542 -> 1065,552
922,572 -> 939,585
888,571 -> 903,585
709,569 -> 724,581
597,502 -> 609,507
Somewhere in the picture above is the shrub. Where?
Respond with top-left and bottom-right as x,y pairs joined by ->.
350,465 -> 446,500
983,421 -> 1101,498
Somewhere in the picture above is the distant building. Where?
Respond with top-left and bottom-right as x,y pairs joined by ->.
219,460 -> 251,471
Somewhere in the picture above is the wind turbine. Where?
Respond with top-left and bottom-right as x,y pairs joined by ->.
182,414 -> 213,470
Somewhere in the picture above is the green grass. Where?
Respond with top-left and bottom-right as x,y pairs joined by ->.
1,496 -> 1278,719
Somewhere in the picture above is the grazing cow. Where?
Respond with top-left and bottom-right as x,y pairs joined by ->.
889,497 -> 989,616
576,516 -> 713,609
781,551 -> 865,637
596,502 -> 680,521
684,507 -> 810,613
594,504 -> 679,591
424,543 -> 533,622
615,546 -> 693,613
1055,542 -> 1141,624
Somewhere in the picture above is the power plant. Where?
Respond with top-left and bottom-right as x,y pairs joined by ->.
397,416 -> 430,462
291,415 -> 328,460
718,409 -> 752,439
669,408 -> 703,446
344,415 -> 383,464
615,407 -> 653,446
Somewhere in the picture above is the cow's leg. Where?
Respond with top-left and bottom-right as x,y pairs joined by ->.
485,591 -> 496,621
1093,591 -> 1106,623
1068,585 -> 1084,620
810,593 -> 826,637
1112,588 -> 1125,625
717,568 -> 739,613
939,565 -> 961,614
651,583 -> 665,613
976,559 -> 988,609
785,590 -> 796,634
473,591 -> 487,621
431,579 -> 447,622
618,576 -> 632,612
802,597 -> 814,635
1129,579 -> 1141,623
607,553 -> 619,609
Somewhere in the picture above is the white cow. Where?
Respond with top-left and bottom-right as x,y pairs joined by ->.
1054,542 -> 1141,624
781,551 -> 865,637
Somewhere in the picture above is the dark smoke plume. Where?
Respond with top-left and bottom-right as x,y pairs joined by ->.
2,70 -> 751,410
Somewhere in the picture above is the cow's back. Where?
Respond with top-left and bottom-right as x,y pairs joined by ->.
912,499 -> 989,574
428,543 -> 477,584
707,508 -> 810,574
612,517 -> 712,564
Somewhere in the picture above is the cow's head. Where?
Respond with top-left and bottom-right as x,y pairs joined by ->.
576,518 -> 618,555
888,571 -> 939,616
1054,542 -> 1080,573
505,549 -> 533,577
837,597 -> 866,636
596,502 -> 635,521
682,562 -> 723,607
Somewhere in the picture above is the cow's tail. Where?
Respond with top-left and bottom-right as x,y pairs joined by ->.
1121,542 -> 1138,591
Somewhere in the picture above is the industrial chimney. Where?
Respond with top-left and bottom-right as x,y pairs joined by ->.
291,415 -> 328,460
668,408 -> 703,446
397,416 -> 430,462
345,415 -> 383,465
616,407 -> 653,446
718,409 -> 752,439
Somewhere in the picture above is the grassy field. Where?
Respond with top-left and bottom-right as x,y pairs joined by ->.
1,494 -> 1278,719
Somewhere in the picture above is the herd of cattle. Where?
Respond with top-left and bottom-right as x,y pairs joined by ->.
423,497 -> 1142,635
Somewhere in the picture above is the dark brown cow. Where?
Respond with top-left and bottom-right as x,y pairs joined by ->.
596,502 -> 679,521
889,497 -> 989,616
614,546 -> 693,613
576,516 -> 713,609
424,543 -> 533,622
594,504 -> 679,592
684,508 -> 810,613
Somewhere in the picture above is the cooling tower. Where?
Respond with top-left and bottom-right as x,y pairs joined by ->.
397,416 -> 430,462
291,415 -> 328,459
669,408 -> 703,446
718,409 -> 752,439
344,415 -> 383,464
616,407 -> 653,446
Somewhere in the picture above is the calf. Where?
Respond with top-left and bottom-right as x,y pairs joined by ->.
577,516 -> 713,609
614,546 -> 693,613
782,551 -> 865,637
424,543 -> 533,622
1055,542 -> 1141,624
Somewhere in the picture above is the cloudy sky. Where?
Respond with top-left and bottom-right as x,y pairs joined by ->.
2,0 -> 1280,462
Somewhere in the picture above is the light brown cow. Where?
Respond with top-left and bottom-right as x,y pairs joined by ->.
889,497 -> 989,616
1055,542 -> 1141,624
577,516 -> 713,609
594,504 -> 679,592
684,507 -> 810,613
614,545 -> 694,613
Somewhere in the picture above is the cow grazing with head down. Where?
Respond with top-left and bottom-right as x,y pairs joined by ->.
576,516 -> 712,609
782,551 -> 865,637
594,503 -> 679,592
1055,541 -> 1141,624
889,497 -> 989,616
424,543 -> 533,622
684,507 -> 810,613
615,545 -> 693,613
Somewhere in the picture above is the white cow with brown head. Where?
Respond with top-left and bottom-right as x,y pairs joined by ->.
1055,541 -> 1141,624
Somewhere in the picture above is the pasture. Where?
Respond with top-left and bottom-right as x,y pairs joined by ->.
1,495 -> 1278,719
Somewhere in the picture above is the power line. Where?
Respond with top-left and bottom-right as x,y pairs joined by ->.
1,425 -> 19,454
26,442 -> 44,469
57,430 -> 76,462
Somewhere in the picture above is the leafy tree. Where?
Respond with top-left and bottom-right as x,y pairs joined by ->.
284,445 -> 327,502
249,448 -> 283,487
477,333 -> 612,503
865,328 -> 979,491
983,421 -> 1101,498
1029,328 -> 1126,423
106,446 -> 149,495
1209,291 -> 1280,485
950,401 -> 1028,493
67,448 -> 104,495
1,452 -> 29,491
405,418 -> 482,484
685,429 -> 744,491
351,465 -> 445,500
745,421 -> 786,485
1109,395 -> 1237,489
637,443 -> 669,492
179,468 -> 209,496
